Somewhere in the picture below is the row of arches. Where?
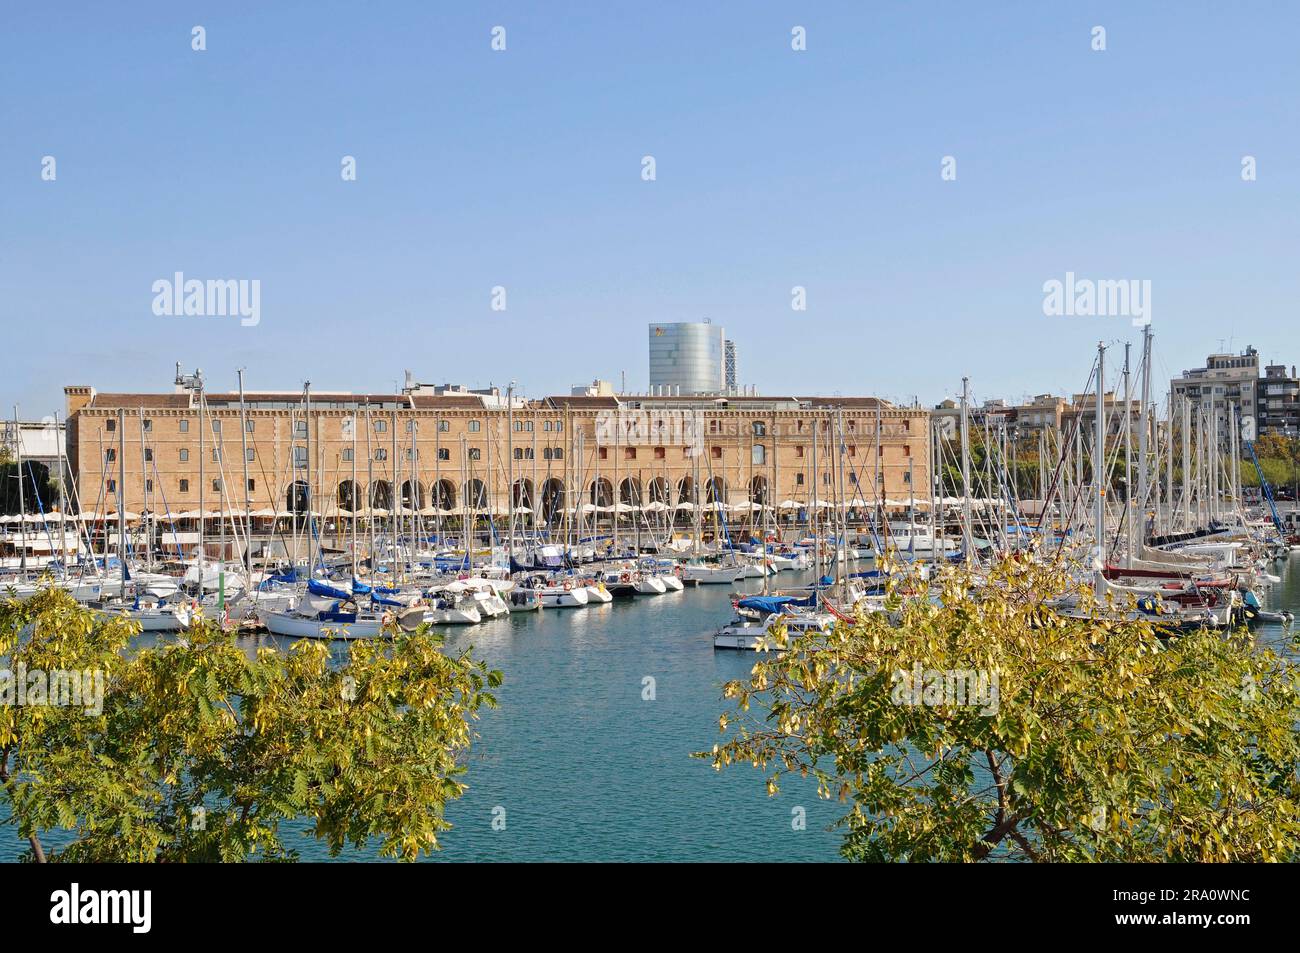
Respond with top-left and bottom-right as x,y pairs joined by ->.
286,475 -> 771,515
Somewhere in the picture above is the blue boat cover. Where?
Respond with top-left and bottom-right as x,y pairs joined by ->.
308,579 -> 353,600
738,595 -> 799,613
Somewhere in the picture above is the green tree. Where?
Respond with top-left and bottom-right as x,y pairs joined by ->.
1,586 -> 500,862
700,556 -> 1300,861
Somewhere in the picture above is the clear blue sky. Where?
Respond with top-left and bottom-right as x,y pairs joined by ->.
3,1 -> 1297,414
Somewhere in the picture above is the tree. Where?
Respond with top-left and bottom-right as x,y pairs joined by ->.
0,586 -> 500,862
699,556 -> 1300,861
0,459 -> 51,514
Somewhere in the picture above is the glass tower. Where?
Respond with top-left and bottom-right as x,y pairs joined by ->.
648,322 -> 725,395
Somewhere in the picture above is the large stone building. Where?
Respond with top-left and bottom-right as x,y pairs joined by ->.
63,381 -> 932,548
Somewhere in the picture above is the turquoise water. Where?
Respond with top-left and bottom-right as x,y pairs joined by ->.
332,573 -> 846,862
5,558 -> 1299,862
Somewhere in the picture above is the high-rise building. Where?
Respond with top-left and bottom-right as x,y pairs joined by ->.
647,322 -> 724,395
724,339 -> 737,393
1171,346 -> 1261,441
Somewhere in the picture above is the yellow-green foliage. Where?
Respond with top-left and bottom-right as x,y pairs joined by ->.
699,556 -> 1300,862
1,585 -> 500,862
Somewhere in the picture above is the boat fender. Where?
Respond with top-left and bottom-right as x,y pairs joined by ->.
620,572 -> 631,583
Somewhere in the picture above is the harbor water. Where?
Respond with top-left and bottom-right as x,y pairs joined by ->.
4,559 -> 1298,862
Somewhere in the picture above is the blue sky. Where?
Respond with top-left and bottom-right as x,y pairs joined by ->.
3,1 -> 1298,414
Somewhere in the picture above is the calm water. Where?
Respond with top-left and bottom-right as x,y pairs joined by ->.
5,557 -> 1299,862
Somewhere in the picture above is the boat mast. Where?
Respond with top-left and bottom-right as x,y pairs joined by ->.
137,407 -> 149,571
1137,326 -> 1151,549
56,411 -> 69,570
13,406 -> 26,574
350,402 -> 358,583
237,369 -> 252,572
1122,343 -> 1133,568
304,381 -> 314,575
507,382 -> 515,560
117,407 -> 127,596
197,371 -> 205,583
959,378 -> 973,566
365,403 -> 375,584
1094,343 -> 1106,562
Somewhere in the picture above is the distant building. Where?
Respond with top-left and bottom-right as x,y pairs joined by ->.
1,418 -> 69,491
571,379 -> 616,398
648,322 -> 724,395
1258,363 -> 1300,436
1170,346 -> 1260,442
724,339 -> 737,393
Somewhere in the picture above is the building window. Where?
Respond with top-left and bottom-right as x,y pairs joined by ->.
405,449 -> 418,460
796,446 -> 805,458
342,448 -> 354,462
752,445 -> 765,466
438,420 -> 449,432
106,419 -> 116,432
654,446 -> 665,459
142,419 -> 152,432
248,478 -> 256,492
144,448 -> 153,462
293,447 -> 307,468
711,446 -> 722,459
105,449 -> 116,462
554,448 -> 563,460
795,473 -> 805,486
179,479 -> 189,493
212,448 -> 221,462
212,419 -> 221,432
179,419 -> 189,432
544,421 -> 552,432
752,421 -> 766,436
246,448 -> 255,462
246,419 -> 255,433
213,479 -> 222,493
145,479 -> 153,492
624,448 -> 636,460
598,447 -> 608,460
375,449 -> 388,461
294,421 -> 306,435
469,420 -> 481,433
438,448 -> 450,461
106,479 -> 116,492
468,448 -> 481,461
375,419 -> 387,433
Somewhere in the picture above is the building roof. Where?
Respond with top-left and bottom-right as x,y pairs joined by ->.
409,394 -> 490,409
798,396 -> 894,409
541,395 -> 622,409
82,393 -> 191,410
